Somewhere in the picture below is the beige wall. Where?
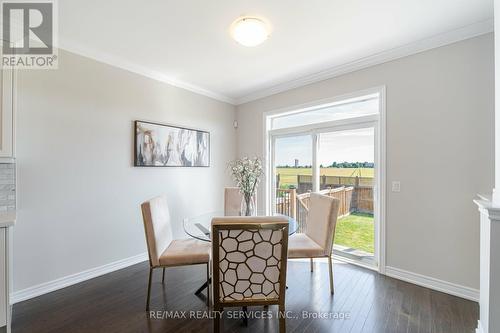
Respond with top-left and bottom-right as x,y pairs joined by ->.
14,49 -> 236,292
236,34 -> 494,289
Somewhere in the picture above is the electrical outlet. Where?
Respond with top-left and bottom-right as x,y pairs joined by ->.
392,181 -> 401,192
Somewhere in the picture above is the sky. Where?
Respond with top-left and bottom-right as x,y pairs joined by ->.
275,127 -> 374,166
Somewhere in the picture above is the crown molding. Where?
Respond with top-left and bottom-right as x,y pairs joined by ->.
57,19 -> 493,107
235,19 -> 494,105
57,39 -> 237,105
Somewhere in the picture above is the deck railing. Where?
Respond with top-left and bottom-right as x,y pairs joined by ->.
275,188 -> 296,218
276,186 -> 355,233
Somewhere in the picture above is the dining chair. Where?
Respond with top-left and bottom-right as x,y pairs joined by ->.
211,216 -> 289,333
224,187 -> 242,216
287,193 -> 340,294
224,187 -> 257,216
141,195 -> 211,311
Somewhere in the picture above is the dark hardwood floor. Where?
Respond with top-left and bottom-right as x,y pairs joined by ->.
11,260 -> 478,333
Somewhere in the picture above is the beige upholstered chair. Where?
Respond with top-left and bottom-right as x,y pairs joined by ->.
224,187 -> 243,216
211,216 -> 289,333
141,195 -> 211,311
224,187 -> 257,216
288,193 -> 340,294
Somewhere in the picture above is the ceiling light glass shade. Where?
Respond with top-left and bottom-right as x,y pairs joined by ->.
231,17 -> 270,47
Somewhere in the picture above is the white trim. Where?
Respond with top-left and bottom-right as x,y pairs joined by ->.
236,20 -> 493,105
385,266 -> 479,302
332,254 -> 378,272
266,133 -> 274,215
476,320 -> 484,333
312,133 -> 319,192
262,113 -> 273,215
57,40 -> 236,105
268,93 -> 379,122
268,114 -> 379,137
377,87 -> 387,274
10,252 -> 148,304
263,86 -> 386,119
474,198 -> 500,221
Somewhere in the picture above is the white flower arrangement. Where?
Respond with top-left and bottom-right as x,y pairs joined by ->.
228,157 -> 263,215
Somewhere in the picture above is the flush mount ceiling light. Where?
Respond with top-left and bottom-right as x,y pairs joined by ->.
230,17 -> 270,47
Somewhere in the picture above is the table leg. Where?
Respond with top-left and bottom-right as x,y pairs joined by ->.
194,278 -> 211,295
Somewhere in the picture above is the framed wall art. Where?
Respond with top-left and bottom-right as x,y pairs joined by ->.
134,120 -> 210,167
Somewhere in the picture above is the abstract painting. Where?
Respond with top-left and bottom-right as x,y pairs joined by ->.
134,120 -> 210,167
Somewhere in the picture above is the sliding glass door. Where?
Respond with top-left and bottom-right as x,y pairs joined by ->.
266,90 -> 383,269
271,123 -> 377,266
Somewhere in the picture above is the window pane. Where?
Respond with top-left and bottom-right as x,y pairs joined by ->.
272,96 -> 378,130
274,135 -> 312,194
318,127 -> 375,255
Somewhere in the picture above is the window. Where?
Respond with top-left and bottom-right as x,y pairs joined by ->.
271,94 -> 378,130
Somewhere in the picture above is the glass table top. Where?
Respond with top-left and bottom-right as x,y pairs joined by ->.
183,211 -> 298,242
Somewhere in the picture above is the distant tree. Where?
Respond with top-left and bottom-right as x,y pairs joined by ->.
279,161 -> 374,169
328,161 -> 375,168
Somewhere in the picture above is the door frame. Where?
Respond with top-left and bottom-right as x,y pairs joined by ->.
263,86 -> 386,273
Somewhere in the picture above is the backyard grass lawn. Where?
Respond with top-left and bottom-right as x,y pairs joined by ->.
334,212 -> 374,253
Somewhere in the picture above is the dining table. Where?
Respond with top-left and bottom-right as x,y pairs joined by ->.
183,211 -> 298,295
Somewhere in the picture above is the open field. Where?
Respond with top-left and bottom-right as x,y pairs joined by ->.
334,212 -> 374,253
277,167 -> 374,187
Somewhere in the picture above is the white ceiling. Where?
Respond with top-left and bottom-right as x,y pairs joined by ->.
59,0 -> 493,104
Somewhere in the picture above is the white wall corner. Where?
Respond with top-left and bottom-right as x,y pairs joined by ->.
385,266 -> 479,302
10,252 -> 148,304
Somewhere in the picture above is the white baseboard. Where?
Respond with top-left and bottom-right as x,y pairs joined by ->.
385,266 -> 479,302
10,256 -> 479,305
11,252 -> 148,304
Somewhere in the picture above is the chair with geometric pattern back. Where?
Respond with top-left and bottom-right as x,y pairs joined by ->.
211,216 -> 289,333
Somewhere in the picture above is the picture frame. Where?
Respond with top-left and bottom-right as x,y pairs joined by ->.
134,120 -> 210,167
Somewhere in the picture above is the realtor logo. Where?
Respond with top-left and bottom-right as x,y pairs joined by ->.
1,0 -> 58,69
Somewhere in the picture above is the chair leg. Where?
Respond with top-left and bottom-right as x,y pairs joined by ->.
310,258 -> 313,272
146,267 -> 153,311
162,267 -> 165,284
206,263 -> 210,307
243,306 -> 248,326
279,303 -> 286,333
214,306 -> 221,333
328,255 -> 334,295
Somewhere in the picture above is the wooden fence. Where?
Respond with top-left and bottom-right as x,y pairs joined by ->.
277,186 -> 355,233
355,186 -> 373,213
296,174 -> 373,193
278,174 -> 374,214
